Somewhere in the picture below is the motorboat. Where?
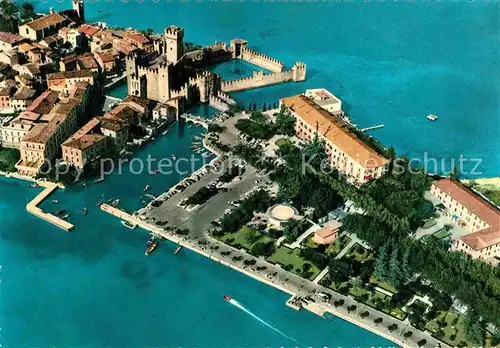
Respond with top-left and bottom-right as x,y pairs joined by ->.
223,295 -> 231,302
147,236 -> 156,246
96,200 -> 103,207
52,200 -> 59,204
145,240 -> 158,256
111,199 -> 120,207
427,114 -> 438,121
143,185 -> 151,192
172,154 -> 177,161
150,169 -> 160,175
83,207 -> 88,215
61,213 -> 69,220
121,220 -> 137,229
162,129 -> 169,136
174,245 -> 182,255
29,183 -> 39,188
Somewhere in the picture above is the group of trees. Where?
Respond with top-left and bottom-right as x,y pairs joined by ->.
185,186 -> 219,206
0,1 -> 37,33
283,219 -> 311,243
373,243 -> 411,287
0,147 -> 20,172
235,108 -> 296,140
215,190 -> 274,235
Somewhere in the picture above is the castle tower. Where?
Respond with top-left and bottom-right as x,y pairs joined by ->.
230,39 -> 248,59
72,0 -> 85,23
164,25 -> 184,65
158,63 -> 171,103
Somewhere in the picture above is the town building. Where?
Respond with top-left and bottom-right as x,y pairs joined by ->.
18,13 -> 70,42
280,94 -> 389,184
0,87 -> 13,110
47,70 -> 94,93
0,31 -> 25,51
0,90 -> 60,148
430,178 -> 500,261
11,87 -> 36,111
62,117 -> 106,169
313,219 -> 342,245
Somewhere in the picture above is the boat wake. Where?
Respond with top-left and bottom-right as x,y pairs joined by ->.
228,298 -> 298,343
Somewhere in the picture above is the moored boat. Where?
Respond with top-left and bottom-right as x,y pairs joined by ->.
174,245 -> 182,255
52,200 -> 59,204
55,209 -> 66,216
143,185 -> 151,192
29,183 -> 39,188
145,240 -> 158,256
427,114 -> 438,121
111,199 -> 120,207
83,207 -> 88,215
150,169 -> 160,175
121,220 -> 137,229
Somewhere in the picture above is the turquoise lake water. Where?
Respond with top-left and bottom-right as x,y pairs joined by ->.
1,1 -> 499,346
0,124 -> 391,347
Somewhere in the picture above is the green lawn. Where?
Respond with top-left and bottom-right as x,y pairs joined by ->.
369,276 -> 398,294
345,243 -> 373,262
221,226 -> 274,251
433,228 -> 451,239
0,147 -> 20,172
425,311 -> 472,347
275,138 -> 292,148
422,219 -> 437,229
483,190 -> 500,205
267,246 -> 320,280
326,235 -> 351,257
365,291 -> 407,320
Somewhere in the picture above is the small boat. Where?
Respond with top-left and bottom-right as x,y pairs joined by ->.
150,169 -> 160,175
52,200 -> 59,204
96,200 -> 103,207
145,240 -> 158,256
162,129 -> 169,136
147,236 -> 156,246
29,183 -> 39,188
111,199 -> 120,207
223,295 -> 231,302
121,220 -> 137,229
61,213 -> 69,220
141,200 -> 147,205
427,114 -> 438,121
174,245 -> 182,255
55,209 -> 66,216
83,207 -> 88,215
94,178 -> 104,184
81,182 -> 87,188
143,185 -> 151,192
172,154 -> 177,161
107,198 -> 114,204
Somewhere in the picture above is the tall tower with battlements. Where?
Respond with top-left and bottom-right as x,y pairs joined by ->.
72,0 -> 85,23
164,25 -> 184,65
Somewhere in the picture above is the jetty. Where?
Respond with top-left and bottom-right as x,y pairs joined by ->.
360,124 -> 384,132
26,182 -> 74,232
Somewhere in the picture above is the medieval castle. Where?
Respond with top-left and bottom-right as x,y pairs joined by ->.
125,28 -> 306,114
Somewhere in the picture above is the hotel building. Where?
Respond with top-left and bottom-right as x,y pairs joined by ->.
280,94 -> 389,184
431,178 -> 500,261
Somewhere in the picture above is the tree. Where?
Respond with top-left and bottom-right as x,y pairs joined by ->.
464,311 -> 485,346
328,259 -> 351,283
417,339 -> 426,347
374,317 -> 383,325
387,247 -> 402,286
387,146 -> 396,173
250,241 -> 275,257
347,305 -> 357,313
403,331 -> 413,339
399,246 -> 412,283
360,311 -> 369,319
388,323 -> 398,332
373,243 -> 389,282
245,228 -> 261,245
274,105 -> 296,136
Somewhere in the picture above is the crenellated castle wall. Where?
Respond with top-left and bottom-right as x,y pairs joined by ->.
209,94 -> 231,112
240,46 -> 284,73
221,62 -> 306,93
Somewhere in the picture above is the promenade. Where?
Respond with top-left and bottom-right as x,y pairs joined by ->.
101,203 -> 445,348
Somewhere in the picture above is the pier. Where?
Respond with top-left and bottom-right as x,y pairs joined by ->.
360,124 -> 384,132
26,182 -> 74,232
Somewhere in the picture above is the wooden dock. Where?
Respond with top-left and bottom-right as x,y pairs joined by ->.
26,182 -> 74,231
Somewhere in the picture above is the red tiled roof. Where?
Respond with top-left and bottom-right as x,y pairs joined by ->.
281,94 -> 389,169
23,13 -> 67,31
125,33 -> 150,45
433,179 -> 500,251
0,31 -> 24,45
78,24 -> 101,37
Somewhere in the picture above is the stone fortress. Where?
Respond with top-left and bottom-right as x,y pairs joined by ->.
126,28 -> 306,114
